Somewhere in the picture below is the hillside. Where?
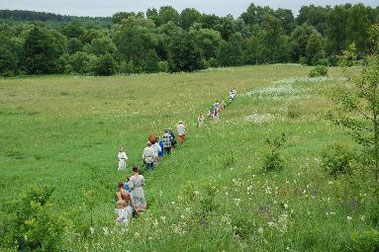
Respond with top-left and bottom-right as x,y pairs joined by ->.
0,65 -> 378,251
0,9 -> 110,26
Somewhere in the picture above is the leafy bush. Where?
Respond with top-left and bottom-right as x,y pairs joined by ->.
263,133 -> 286,172
93,53 -> 117,76
308,65 -> 328,77
0,186 -> 64,251
158,61 -> 169,73
321,143 -> 353,177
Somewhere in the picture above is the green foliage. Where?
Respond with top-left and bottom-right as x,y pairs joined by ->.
0,35 -> 23,76
263,133 -> 287,172
290,24 -> 320,63
321,143 -> 353,177
23,26 -> 67,74
308,65 -> 328,77
180,8 -> 201,30
338,43 -> 359,67
305,32 -> 325,65
67,37 -> 83,54
217,33 -> 244,66
1,3 -> 378,75
0,186 -> 64,251
69,51 -> 97,74
1,65 -> 379,251
90,36 -> 116,56
157,60 -> 169,73
167,29 -> 205,72
93,53 -> 117,76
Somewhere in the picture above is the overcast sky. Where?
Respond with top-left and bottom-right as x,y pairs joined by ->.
0,0 -> 378,17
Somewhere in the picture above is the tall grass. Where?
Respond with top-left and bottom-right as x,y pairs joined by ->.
1,65 -> 377,251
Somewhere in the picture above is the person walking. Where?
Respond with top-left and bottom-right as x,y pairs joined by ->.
142,141 -> 156,171
117,147 -> 128,171
158,136 -> 164,159
177,121 -> 187,143
198,113 -> 204,127
162,129 -> 173,155
130,166 -> 146,215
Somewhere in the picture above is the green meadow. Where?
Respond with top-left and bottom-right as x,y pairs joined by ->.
1,65 -> 378,251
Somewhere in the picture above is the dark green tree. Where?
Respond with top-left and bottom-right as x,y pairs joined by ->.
23,26 -> 67,74
167,30 -> 205,72
67,37 -> 83,54
305,32 -> 326,65
158,6 -> 180,26
93,53 -> 117,75
290,24 -> 320,62
217,32 -> 244,66
90,36 -> 116,56
0,35 -> 23,75
179,8 -> 201,30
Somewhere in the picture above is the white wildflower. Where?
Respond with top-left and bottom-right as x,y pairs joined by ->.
257,227 -> 264,234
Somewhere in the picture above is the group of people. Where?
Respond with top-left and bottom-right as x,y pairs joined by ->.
115,121 -> 187,225
200,88 -> 237,124
115,165 -> 145,225
114,88 -> 236,225
142,121 -> 187,171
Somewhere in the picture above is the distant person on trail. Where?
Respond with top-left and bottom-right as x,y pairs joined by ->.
213,101 -> 220,111
198,113 -> 205,127
162,129 -> 173,155
130,166 -> 146,215
142,141 -> 156,171
118,147 -> 128,171
158,136 -> 164,159
168,127 -> 177,149
229,88 -> 236,101
220,100 -> 226,110
177,121 -> 187,143
149,135 -> 161,165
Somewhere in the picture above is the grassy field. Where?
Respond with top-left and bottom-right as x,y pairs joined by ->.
0,65 -> 378,251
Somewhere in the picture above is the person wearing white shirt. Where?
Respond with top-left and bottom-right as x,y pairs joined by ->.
117,147 -> 128,171
177,121 -> 187,143
142,141 -> 156,171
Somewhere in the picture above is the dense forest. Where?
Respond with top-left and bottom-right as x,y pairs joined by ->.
0,4 -> 378,76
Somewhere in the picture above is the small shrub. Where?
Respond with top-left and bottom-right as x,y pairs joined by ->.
263,133 -> 287,172
157,61 -> 169,73
0,186 -> 64,251
321,143 -> 353,177
208,57 -> 219,68
308,65 -> 328,78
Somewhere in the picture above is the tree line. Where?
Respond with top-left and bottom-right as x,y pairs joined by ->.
0,3 -> 378,76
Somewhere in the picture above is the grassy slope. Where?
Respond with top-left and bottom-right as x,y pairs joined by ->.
0,65 -> 377,251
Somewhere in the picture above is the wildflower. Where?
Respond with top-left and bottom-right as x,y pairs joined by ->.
360,215 -> 366,221
257,227 -> 264,234
347,216 -> 353,221
328,181 -> 334,185
90,227 -> 95,235
103,227 -> 109,236
160,216 -> 166,223
268,221 -> 275,227
284,203 -> 288,209
134,232 -> 140,237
